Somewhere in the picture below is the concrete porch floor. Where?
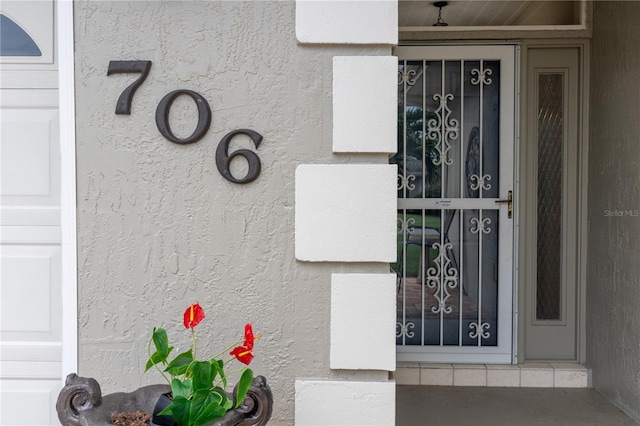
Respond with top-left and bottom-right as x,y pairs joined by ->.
397,386 -> 637,426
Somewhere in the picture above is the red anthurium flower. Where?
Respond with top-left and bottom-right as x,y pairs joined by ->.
230,323 -> 261,365
244,323 -> 255,350
183,303 -> 205,329
230,345 -> 254,365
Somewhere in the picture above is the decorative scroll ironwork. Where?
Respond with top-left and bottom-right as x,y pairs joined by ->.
397,217 -> 416,235
395,57 -> 507,353
397,173 -> 416,191
469,173 -> 492,191
425,242 -> 459,314
470,217 -> 492,234
471,67 -> 493,86
398,68 -> 417,86
469,321 -> 491,339
427,93 -> 459,166
396,321 -> 415,338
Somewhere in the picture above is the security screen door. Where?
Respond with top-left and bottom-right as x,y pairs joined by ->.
394,46 -> 515,363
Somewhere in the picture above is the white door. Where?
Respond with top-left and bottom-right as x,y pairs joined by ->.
394,45 -> 516,364
1,1 -> 63,424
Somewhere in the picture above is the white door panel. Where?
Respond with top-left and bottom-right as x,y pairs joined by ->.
1,95 -> 60,205
0,380 -> 60,425
1,1 -> 63,424
1,343 -> 61,365
1,246 -> 62,339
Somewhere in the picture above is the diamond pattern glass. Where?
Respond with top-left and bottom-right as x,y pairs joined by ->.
536,73 -> 563,320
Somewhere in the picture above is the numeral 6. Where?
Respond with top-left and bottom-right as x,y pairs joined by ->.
215,129 -> 263,184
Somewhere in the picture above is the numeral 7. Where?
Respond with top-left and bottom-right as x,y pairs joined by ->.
107,60 -> 152,115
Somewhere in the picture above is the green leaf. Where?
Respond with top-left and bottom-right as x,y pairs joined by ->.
193,400 -> 227,426
165,349 -> 193,376
234,368 -> 253,408
171,378 -> 192,400
189,389 -> 217,425
223,398 -> 233,410
167,396 -> 190,426
212,387 -> 233,411
152,328 -> 171,357
145,351 -> 165,372
157,403 -> 173,416
212,359 -> 227,388
191,361 -> 213,391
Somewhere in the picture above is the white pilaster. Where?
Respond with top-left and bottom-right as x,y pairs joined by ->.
295,380 -> 395,425
333,56 -> 397,153
295,164 -> 396,262
295,0 -> 398,45
331,273 -> 396,370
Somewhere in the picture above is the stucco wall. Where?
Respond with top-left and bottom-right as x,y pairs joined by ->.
74,1 -> 389,423
588,2 -> 640,422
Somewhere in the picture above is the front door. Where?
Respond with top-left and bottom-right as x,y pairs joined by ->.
394,45 -> 516,364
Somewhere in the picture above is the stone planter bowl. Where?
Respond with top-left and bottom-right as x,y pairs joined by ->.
56,374 -> 273,426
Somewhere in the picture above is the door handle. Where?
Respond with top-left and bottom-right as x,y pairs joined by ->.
495,190 -> 513,219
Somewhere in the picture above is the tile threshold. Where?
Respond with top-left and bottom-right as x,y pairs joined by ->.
394,362 -> 592,388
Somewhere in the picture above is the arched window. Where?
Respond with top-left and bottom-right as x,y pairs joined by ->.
0,14 -> 42,56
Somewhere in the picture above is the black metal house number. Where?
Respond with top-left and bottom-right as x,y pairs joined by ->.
107,60 -> 263,184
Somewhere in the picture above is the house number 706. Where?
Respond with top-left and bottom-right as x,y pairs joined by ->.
107,60 -> 263,184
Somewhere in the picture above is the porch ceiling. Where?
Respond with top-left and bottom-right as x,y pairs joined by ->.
399,1 -> 580,27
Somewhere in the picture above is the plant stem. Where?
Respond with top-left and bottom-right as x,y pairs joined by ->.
224,367 -> 247,377
191,327 -> 197,360
209,339 -> 244,361
213,365 -> 247,389
148,336 -> 171,385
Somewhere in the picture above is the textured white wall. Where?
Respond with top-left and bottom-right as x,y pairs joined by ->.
295,380 -> 396,425
588,2 -> 640,423
73,1 -> 390,423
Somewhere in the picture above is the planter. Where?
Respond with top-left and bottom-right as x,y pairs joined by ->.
56,373 -> 273,426
151,392 -> 176,426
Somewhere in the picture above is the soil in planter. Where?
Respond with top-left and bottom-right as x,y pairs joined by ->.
111,410 -> 152,426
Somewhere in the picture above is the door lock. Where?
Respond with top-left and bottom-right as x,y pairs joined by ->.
495,190 -> 513,219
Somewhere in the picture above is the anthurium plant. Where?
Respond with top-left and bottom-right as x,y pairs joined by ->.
146,303 -> 260,426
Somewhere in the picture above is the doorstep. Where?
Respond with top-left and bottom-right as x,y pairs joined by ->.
394,362 -> 591,388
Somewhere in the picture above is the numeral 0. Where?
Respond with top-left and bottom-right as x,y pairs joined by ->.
107,60 -> 263,184
156,90 -> 211,144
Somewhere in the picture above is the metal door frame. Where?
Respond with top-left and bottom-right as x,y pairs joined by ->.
395,45 -> 518,364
